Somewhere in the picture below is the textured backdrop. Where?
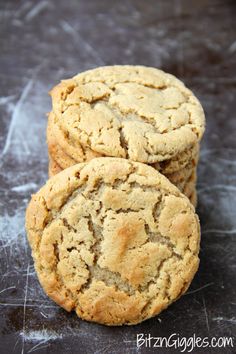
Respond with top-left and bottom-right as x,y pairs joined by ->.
0,0 -> 235,353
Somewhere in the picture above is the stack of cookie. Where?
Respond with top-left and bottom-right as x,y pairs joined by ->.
47,66 -> 205,207
26,66 -> 205,326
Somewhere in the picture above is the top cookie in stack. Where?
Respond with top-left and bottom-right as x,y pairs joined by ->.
47,65 -> 205,203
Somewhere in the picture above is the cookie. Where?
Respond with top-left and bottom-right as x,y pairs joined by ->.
26,157 -> 200,326
50,65 -> 205,164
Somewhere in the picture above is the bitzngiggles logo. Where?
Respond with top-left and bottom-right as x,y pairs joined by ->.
136,333 -> 234,352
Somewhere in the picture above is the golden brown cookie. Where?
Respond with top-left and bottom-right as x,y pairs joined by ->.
26,157 -> 200,326
50,65 -> 205,164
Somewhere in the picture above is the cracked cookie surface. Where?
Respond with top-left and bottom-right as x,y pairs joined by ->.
26,157 -> 200,325
50,65 -> 205,163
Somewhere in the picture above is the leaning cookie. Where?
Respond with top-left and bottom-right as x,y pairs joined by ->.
26,157 -> 200,326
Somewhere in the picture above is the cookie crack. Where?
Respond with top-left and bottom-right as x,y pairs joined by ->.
139,253 -> 175,318
118,126 -> 128,158
145,224 -> 183,260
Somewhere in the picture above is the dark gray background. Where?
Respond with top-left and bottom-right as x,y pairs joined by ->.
0,0 -> 235,353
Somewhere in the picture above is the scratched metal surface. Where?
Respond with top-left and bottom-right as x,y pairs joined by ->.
0,0 -> 236,353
